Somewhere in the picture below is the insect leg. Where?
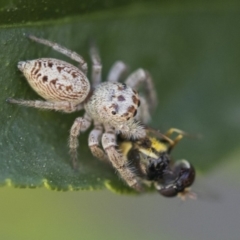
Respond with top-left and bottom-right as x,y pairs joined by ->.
164,128 -> 188,151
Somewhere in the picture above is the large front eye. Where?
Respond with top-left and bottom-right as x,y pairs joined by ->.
158,187 -> 178,197
173,160 -> 196,188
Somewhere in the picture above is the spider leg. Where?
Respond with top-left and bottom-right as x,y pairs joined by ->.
102,125 -> 143,192
6,98 -> 83,113
134,95 -> 151,124
89,40 -> 102,87
69,113 -> 92,169
88,121 -> 108,162
107,61 -> 128,83
125,69 -> 157,111
28,35 -> 88,74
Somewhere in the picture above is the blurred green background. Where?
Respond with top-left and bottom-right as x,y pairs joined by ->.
1,0 -> 240,239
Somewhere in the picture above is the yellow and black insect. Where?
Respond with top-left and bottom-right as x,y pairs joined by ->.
118,128 -> 196,199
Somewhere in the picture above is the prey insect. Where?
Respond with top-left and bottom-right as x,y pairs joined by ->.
7,35 -> 157,192
118,128 -> 196,199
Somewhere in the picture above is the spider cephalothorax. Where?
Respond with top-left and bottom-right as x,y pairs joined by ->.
84,81 -> 144,138
7,35 -> 157,191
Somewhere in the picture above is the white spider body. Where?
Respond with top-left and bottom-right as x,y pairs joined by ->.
84,82 -> 145,138
8,35 -> 157,191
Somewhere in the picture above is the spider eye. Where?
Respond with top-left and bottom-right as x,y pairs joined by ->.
133,110 -> 138,117
138,100 -> 141,107
111,111 -> 116,115
122,83 -> 127,89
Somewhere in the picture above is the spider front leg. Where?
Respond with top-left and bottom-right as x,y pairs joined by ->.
7,98 -> 83,113
69,113 -> 92,169
107,61 -> 128,83
102,125 -> 143,192
125,68 -> 157,111
88,121 -> 108,162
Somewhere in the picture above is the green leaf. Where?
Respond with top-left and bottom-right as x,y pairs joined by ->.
1,1 -> 240,192
0,0 -> 139,27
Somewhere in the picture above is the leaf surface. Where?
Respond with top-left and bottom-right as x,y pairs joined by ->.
1,1 -> 240,191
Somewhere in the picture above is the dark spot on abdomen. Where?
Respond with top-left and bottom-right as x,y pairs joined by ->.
42,76 -> 48,82
51,79 -> 57,85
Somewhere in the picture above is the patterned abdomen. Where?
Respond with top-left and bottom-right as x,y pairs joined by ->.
18,58 -> 90,103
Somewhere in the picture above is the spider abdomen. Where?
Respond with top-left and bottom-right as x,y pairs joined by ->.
18,58 -> 90,103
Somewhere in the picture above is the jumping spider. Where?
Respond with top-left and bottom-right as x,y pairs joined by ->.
7,35 -> 157,192
119,128 -> 196,199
